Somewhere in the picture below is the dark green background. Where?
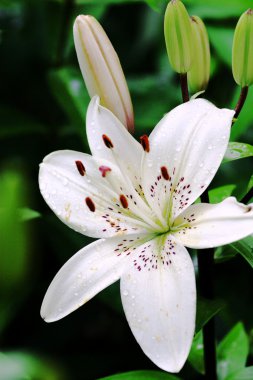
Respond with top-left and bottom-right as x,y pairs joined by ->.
0,0 -> 253,379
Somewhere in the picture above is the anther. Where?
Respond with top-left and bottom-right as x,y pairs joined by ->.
102,134 -> 113,148
75,160 -> 86,176
161,166 -> 170,180
119,194 -> 128,209
99,166 -> 111,177
140,135 -> 150,152
85,197 -> 95,212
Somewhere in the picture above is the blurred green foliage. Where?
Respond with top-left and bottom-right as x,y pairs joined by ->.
0,0 -> 253,379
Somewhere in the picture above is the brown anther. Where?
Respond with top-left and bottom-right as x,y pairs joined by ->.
99,165 -> 111,177
102,134 -> 113,148
161,166 -> 170,180
140,135 -> 150,152
119,194 -> 128,209
75,160 -> 86,176
85,197 -> 95,212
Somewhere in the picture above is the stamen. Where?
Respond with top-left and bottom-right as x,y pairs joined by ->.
161,166 -> 170,180
99,165 -> 111,177
75,160 -> 86,176
119,194 -> 128,209
140,135 -> 150,152
102,134 -> 113,148
85,197 -> 95,212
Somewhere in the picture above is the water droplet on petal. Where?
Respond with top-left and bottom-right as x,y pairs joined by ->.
122,290 -> 128,296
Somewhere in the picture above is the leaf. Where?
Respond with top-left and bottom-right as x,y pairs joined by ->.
0,351 -> 62,380
223,142 -> 253,163
217,323 -> 249,380
226,367 -> 253,380
230,236 -> 253,268
188,331 -> 204,374
184,0 -> 253,19
48,67 -> 90,136
0,171 -> 29,291
214,245 -> 238,263
208,185 -> 236,203
207,27 -> 233,67
18,208 -> 41,222
196,297 -> 225,334
98,370 -> 181,380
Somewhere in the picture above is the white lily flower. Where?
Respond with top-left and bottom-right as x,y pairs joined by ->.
39,96 -> 253,373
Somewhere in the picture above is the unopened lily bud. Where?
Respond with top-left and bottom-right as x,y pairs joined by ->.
188,16 -> 210,93
73,15 -> 134,133
232,9 -> 253,87
164,0 -> 192,73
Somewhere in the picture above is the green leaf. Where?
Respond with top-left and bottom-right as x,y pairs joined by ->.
230,236 -> 253,268
184,0 -> 253,19
223,142 -> 253,163
196,297 -> 225,334
18,208 -> 41,222
208,185 -> 236,203
0,351 -> 62,380
217,323 -> 249,380
214,245 -> 238,263
207,27 -> 233,67
129,75 -> 180,133
226,366 -> 253,380
188,331 -> 204,374
48,67 -> 90,138
98,370 -> 181,380
0,171 -> 29,291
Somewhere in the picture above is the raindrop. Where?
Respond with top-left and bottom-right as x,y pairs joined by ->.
199,162 -> 204,168
122,290 -> 128,296
74,292 -> 79,297
207,145 -> 212,150
63,178 -> 68,186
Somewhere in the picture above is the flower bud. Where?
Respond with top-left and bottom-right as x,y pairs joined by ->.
164,0 -> 192,74
232,9 -> 253,87
73,15 -> 134,133
188,16 -> 210,93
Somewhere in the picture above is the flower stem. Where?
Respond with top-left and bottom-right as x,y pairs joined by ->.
180,73 -> 190,102
234,86 -> 249,119
198,191 -> 218,380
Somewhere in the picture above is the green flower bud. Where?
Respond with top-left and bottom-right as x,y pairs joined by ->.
164,0 -> 192,74
232,9 -> 253,87
188,16 -> 210,93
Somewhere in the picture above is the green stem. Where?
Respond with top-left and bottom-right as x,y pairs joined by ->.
180,73 -> 190,102
198,191 -> 218,380
234,86 -> 249,120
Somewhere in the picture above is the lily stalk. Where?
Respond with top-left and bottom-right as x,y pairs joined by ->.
73,15 -> 134,133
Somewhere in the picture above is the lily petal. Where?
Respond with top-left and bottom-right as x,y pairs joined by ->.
39,150 -> 149,238
41,234 -> 145,322
120,235 -> 196,373
86,96 -> 143,191
142,99 -> 234,221
173,197 -> 253,248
